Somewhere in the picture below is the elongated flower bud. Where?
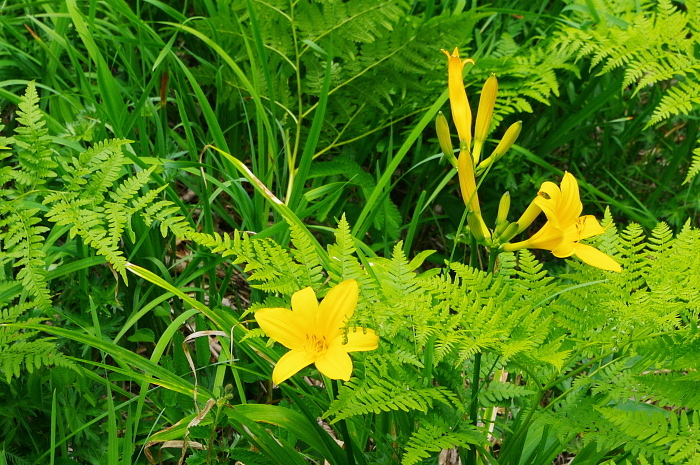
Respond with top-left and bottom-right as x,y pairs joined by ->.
458,141 -> 480,214
441,48 -> 474,148
477,121 -> 522,174
496,191 -> 510,226
498,222 -> 522,245
467,211 -> 491,245
436,112 -> 457,169
472,74 -> 498,164
491,120 -> 521,161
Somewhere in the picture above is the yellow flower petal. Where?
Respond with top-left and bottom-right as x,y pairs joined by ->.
534,181 -> 563,222
318,279 -> 359,340
513,200 -> 542,235
329,328 -> 379,352
315,346 -> 354,381
291,286 -> 319,329
573,243 -> 622,273
255,307 -> 306,350
272,350 -> 315,385
551,238 -> 576,258
558,172 -> 583,220
505,222 -> 563,253
537,181 -> 561,201
577,215 -> 606,240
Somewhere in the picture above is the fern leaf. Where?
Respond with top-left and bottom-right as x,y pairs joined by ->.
326,215 -> 373,293
289,221 -> 324,288
684,146 -> 700,184
327,374 -> 461,421
81,139 -> 130,200
402,423 -> 482,465
482,380 -> 534,405
12,81 -> 57,188
0,205 -> 51,310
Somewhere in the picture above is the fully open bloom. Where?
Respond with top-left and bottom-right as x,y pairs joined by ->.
255,279 -> 378,384
503,172 -> 622,272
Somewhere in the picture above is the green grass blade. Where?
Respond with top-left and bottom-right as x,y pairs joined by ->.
66,0 -> 127,136
8,323 -> 206,398
352,89 -> 448,238
287,55 -> 333,211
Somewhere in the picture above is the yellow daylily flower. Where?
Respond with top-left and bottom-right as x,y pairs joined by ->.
442,47 -> 474,148
503,172 -> 622,272
255,279 -> 379,384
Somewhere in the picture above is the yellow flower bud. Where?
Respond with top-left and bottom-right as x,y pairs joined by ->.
496,191 -> 510,226
498,222 -> 522,245
477,121 -> 522,174
436,112 -> 457,169
458,141 -> 480,214
441,48 -> 474,148
472,74 -> 498,164
467,211 -> 492,245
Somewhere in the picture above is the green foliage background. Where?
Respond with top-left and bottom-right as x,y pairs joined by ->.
0,0 -> 699,464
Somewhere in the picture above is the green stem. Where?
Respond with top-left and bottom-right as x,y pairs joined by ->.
469,235 -> 478,269
487,248 -> 499,274
331,379 -> 356,465
467,351 -> 482,465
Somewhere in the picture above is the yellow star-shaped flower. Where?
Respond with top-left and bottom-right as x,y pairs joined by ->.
255,280 -> 379,384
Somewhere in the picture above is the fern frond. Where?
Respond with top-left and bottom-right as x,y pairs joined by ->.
326,368 -> 462,422
289,221 -> 324,288
648,80 -> 700,126
0,337 -> 77,383
402,423 -> 482,465
108,166 -> 156,204
640,370 -> 700,408
0,290 -> 76,382
80,139 -> 130,200
189,229 -> 306,294
684,146 -> 700,183
326,215 -> 374,296
555,0 -> 700,181
597,406 -> 674,461
481,380 -> 534,405
12,81 -> 56,188
0,205 -> 51,310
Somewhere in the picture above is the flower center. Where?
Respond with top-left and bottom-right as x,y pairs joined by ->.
305,333 -> 328,356
573,216 -> 589,238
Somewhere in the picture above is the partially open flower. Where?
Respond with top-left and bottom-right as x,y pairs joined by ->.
503,173 -> 622,272
441,47 -> 474,148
